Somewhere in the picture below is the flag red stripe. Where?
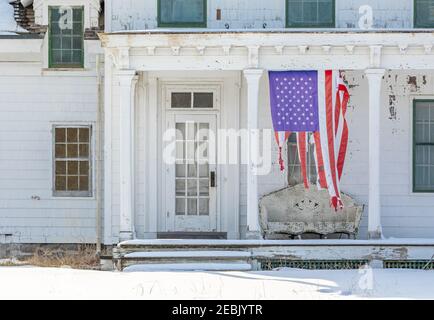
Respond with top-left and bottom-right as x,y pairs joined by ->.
325,70 -> 340,203
313,131 -> 327,188
297,132 -> 309,189
337,84 -> 350,179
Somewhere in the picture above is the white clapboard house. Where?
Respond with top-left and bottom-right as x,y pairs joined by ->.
1,0 -> 434,271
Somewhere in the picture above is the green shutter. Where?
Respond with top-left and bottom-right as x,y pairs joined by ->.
413,100 -> 434,192
286,0 -> 335,28
158,0 -> 207,28
415,0 -> 434,28
49,7 -> 84,68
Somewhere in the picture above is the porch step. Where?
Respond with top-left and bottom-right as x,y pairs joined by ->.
157,232 -> 227,240
117,250 -> 252,271
124,263 -> 252,272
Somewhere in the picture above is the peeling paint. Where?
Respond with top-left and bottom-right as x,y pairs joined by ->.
388,95 -> 397,120
407,76 -> 419,92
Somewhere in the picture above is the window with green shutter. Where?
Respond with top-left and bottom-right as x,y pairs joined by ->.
413,100 -> 434,192
49,7 -> 84,68
158,0 -> 207,28
286,0 -> 335,28
415,0 -> 434,28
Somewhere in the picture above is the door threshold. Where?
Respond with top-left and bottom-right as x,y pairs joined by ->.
157,232 -> 227,240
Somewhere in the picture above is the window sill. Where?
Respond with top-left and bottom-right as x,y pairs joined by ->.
42,68 -> 95,76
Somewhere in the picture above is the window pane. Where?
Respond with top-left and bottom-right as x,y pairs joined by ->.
55,176 -> 67,191
287,0 -> 334,27
79,144 -> 89,157
172,92 -> 191,108
67,161 -> 79,175
55,144 -> 66,158
79,161 -> 89,175
67,128 -> 78,142
56,161 -> 66,174
160,0 -> 205,25
55,128 -> 66,142
193,93 -> 213,108
67,144 -> 78,158
415,0 -> 434,28
79,176 -> 89,191
287,133 -> 317,186
67,176 -> 79,191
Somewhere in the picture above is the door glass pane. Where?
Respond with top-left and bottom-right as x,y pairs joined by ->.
187,198 -> 197,215
199,198 -> 209,216
193,93 -> 213,109
176,163 -> 186,177
187,180 -> 198,196
176,179 -> 186,196
198,123 -> 209,140
199,164 -> 209,177
171,93 -> 191,108
176,198 -> 186,215
199,179 -> 209,196
176,123 -> 186,140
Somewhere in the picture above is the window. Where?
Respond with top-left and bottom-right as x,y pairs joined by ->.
54,126 -> 92,197
286,0 -> 335,28
413,101 -> 434,192
415,0 -> 434,28
49,6 -> 84,68
171,92 -> 214,109
287,133 -> 317,186
158,0 -> 207,27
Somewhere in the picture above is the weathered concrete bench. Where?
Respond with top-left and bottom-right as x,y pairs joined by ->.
259,184 -> 363,239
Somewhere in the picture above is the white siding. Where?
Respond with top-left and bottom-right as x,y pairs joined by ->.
108,0 -> 414,32
0,42 -> 102,244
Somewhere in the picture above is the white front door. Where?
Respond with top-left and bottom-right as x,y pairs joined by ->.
165,114 -> 218,232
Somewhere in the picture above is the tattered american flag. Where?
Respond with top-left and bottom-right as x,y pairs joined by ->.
269,70 -> 350,210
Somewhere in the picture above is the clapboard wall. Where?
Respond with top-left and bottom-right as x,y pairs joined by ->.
107,0 -> 414,32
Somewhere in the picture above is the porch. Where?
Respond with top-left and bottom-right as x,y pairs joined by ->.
113,238 -> 434,271
99,30 -> 434,244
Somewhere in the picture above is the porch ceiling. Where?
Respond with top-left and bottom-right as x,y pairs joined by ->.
99,31 -> 434,71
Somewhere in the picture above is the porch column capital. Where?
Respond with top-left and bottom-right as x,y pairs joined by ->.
365,68 -> 386,77
243,68 -> 264,240
365,68 -> 385,240
243,69 -> 264,81
118,69 -> 138,242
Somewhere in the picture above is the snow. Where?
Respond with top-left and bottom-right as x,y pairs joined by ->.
124,263 -> 252,272
124,251 -> 252,259
120,238 -> 434,247
0,0 -> 27,35
1,266 -> 434,299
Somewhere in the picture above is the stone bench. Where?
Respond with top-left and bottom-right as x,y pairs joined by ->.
259,184 -> 364,239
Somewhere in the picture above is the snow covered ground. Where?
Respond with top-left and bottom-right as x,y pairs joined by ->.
0,266 -> 433,300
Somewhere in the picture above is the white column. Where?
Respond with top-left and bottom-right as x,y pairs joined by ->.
243,69 -> 264,239
365,69 -> 385,239
117,70 -> 138,242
